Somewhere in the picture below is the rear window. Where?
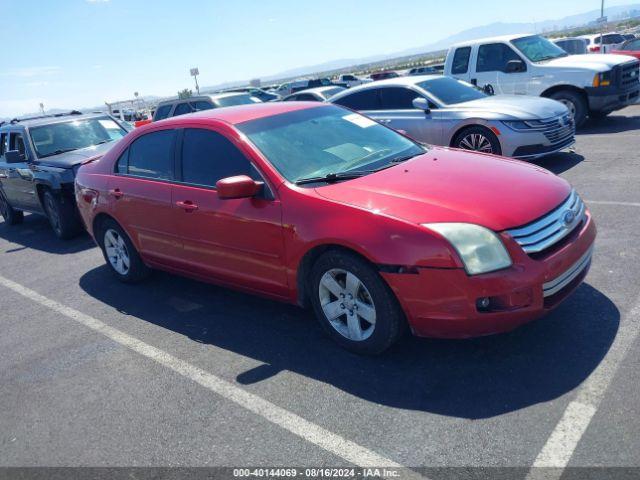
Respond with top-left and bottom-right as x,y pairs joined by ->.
451,47 -> 471,74
154,104 -> 172,121
332,89 -> 380,110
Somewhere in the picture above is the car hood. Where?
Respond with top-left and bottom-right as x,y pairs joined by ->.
36,141 -> 116,168
452,95 -> 567,119
539,53 -> 637,71
315,147 -> 571,231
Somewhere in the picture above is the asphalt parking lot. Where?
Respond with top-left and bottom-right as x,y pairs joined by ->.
1,106 -> 639,478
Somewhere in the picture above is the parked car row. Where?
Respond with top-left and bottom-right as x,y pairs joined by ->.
8,30 -> 639,354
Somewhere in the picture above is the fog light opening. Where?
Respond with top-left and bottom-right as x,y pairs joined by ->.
476,297 -> 491,312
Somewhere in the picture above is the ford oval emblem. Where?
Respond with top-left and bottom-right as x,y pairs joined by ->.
563,210 -> 576,226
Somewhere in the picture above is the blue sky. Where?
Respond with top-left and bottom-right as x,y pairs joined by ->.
0,0 -> 636,116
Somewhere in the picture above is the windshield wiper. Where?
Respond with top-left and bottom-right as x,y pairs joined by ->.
295,171 -> 374,185
388,151 -> 423,163
38,148 -> 77,158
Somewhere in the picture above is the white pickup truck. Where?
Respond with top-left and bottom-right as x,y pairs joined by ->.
444,34 -> 640,126
334,74 -> 372,88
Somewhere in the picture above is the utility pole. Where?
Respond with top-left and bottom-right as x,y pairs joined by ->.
190,68 -> 200,95
600,0 -> 604,51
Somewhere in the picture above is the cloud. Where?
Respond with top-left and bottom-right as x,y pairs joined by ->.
0,66 -> 61,78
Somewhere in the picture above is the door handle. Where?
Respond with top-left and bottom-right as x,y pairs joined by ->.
108,188 -> 124,199
176,200 -> 198,212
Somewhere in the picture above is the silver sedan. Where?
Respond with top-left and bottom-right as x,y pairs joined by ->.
328,76 -> 575,159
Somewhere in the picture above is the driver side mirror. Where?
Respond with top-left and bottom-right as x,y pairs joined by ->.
412,97 -> 431,114
506,59 -> 526,73
4,150 -> 25,164
216,175 -> 261,199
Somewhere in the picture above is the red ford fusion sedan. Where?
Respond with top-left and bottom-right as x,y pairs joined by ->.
75,102 -> 596,354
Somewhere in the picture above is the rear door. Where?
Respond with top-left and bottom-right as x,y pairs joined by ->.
109,128 -> 183,267
170,127 -> 287,297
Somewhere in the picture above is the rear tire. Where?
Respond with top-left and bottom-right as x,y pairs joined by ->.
309,250 -> 406,355
97,218 -> 151,283
0,190 -> 24,226
549,90 -> 587,128
452,126 -> 502,156
42,189 -> 82,239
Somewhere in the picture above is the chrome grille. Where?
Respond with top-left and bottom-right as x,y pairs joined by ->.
540,114 -> 575,145
506,190 -> 586,254
619,60 -> 640,88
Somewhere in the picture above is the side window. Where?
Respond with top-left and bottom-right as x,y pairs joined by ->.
154,104 -> 172,121
378,87 -> 422,110
191,101 -> 214,111
115,148 -> 129,174
332,89 -> 380,110
126,129 -> 176,180
624,39 -> 640,51
477,43 -> 522,73
295,93 -> 318,101
283,95 -> 299,102
451,47 -> 471,74
181,128 -> 253,187
173,103 -> 193,117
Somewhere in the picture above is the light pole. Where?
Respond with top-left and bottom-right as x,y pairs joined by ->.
190,67 -> 200,95
600,0 -> 605,51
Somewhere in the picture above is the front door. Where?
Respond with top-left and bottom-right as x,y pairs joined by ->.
473,43 -> 528,95
170,128 -> 287,298
1,132 -> 40,211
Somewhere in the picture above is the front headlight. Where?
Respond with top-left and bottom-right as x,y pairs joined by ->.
593,70 -> 612,87
422,223 -> 512,275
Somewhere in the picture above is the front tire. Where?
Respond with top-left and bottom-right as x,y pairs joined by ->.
42,189 -> 82,239
549,90 -> 587,128
453,126 -> 502,156
0,190 -> 24,226
309,250 -> 405,355
97,219 -> 151,283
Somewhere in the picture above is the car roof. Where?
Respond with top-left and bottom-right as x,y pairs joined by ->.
0,112 -> 111,129
153,101 -> 326,126
450,33 -> 536,48
343,75 -> 441,90
156,92 -> 252,107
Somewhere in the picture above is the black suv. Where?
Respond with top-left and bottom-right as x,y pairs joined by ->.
0,111 -> 127,238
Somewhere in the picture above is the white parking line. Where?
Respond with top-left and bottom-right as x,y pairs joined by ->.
586,200 -> 640,208
526,295 -> 640,480
0,274 -> 424,477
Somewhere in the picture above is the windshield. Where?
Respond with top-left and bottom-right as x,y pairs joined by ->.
511,35 -> 568,62
417,77 -> 486,105
237,105 -> 423,184
29,117 -> 126,158
215,94 -> 262,107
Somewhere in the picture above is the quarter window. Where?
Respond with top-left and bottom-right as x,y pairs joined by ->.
180,128 -> 252,187
124,129 -> 176,180
332,89 -> 380,110
477,43 -> 522,73
451,47 -> 471,74
378,87 -> 422,110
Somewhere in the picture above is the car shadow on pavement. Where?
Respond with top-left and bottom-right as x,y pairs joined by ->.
577,113 -> 640,135
79,267 -> 619,420
532,151 -> 584,175
0,214 -> 94,255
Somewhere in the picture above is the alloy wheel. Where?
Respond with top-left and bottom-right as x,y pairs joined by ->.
318,268 -> 377,342
104,228 -> 131,276
458,133 -> 494,153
